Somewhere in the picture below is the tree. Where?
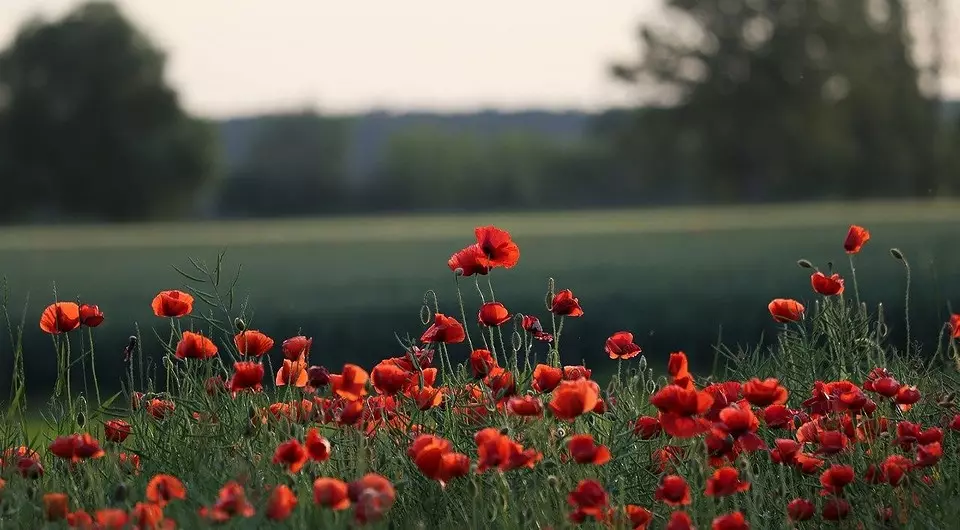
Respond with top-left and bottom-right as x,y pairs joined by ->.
0,1 -> 217,222
610,0 -> 958,203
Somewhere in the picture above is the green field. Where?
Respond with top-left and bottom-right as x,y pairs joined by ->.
2,200 -> 959,396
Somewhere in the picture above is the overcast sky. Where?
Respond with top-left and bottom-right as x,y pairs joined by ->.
1,0 -> 957,118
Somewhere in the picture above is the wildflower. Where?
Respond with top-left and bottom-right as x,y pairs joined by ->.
484,367 -> 516,400
469,349 -> 497,378
743,378 -> 788,407
632,416 -> 662,439
650,384 -> 713,438
130,502 -> 171,529
550,289 -> 583,317
48,433 -> 105,462
667,352 -> 694,388
787,498 -> 815,521
40,302 -> 81,334
448,244 -> 490,277
549,378 -> 601,421
625,505 -> 653,530
768,298 -> 804,323
408,435 -> 470,486
44,493 -> 69,521
175,331 -> 218,360
567,479 -> 609,522
474,226 -> 520,268
104,419 -> 131,443
563,365 -> 592,380
820,464 -> 855,494
871,376 -> 902,398
474,428 -> 542,472
66,510 -> 94,528
822,498 -> 851,520
478,302 -> 510,327
507,395 -> 543,417
2,446 -> 43,478
79,304 -> 104,327
770,438 -> 801,465
314,478 -> 351,510
666,511 -> 695,530
331,364 -> 369,401
532,364 -> 563,392
234,330 -> 274,356
95,508 -> 130,528
199,481 -> 256,522
266,485 -> 297,521
567,434 -> 611,465
146,474 -> 186,507
282,335 -> 313,360
844,225 -> 870,254
655,475 -> 691,506
146,398 -> 175,420
951,314 -> 960,339
896,386 -> 922,406
712,512 -> 748,530
605,331 -> 642,360
915,442 -> 943,468
306,428 -> 332,462
811,272 -> 845,296
521,315 -> 553,342
308,365 -> 331,387
420,313 -> 466,344
273,439 -> 309,473
705,467 -> 750,497
348,473 -> 396,524
276,356 -> 309,387
151,290 -> 194,318
229,362 -> 264,393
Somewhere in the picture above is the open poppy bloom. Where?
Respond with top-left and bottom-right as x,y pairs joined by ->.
666,511 -> 694,530
282,335 -> 313,360
48,433 -> 105,462
507,395 -> 543,417
625,505 -> 653,530
420,313 -> 466,344
408,434 -> 470,487
705,467 -> 750,497
768,298 -> 805,323
469,349 -> 497,378
474,427 -> 542,472
474,226 -> 520,269
95,509 -> 130,528
844,224 -> 870,254
273,439 -> 309,473
712,511 -> 749,530
521,316 -> 553,342
130,502 -> 172,529
79,304 -> 104,327
532,364 -> 563,392
39,302 -> 81,334
655,475 -> 691,506
229,362 -> 265,393
448,244 -> 491,277
276,356 -> 309,387
649,384 -> 713,438
478,301 -> 510,327
371,361 -> 413,395
605,331 -> 642,360
820,464 -> 855,494
175,331 -> 218,360
567,434 -> 611,465
743,378 -> 788,407
549,378 -> 601,421
950,314 -> 960,339
267,485 -> 297,521
787,498 -> 815,521
234,330 -> 274,356
313,478 -> 351,510
347,473 -> 396,525
146,474 -> 187,507
811,272 -> 845,296
199,481 -> 256,523
43,493 -> 69,521
550,289 -> 583,317
305,428 -> 332,462
146,398 -> 175,420
331,364 -> 369,401
151,290 -> 194,318
567,479 -> 609,522
104,419 -> 131,443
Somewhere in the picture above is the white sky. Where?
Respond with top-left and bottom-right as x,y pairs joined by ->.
1,0 -> 957,118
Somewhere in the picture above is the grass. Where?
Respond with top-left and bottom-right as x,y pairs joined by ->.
1,214 -> 960,528
2,200 -> 960,397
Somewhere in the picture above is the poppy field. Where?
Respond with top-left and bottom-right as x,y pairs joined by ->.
3,220 -> 960,529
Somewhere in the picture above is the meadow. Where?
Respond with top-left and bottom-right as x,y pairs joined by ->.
2,200 -> 959,397
1,210 -> 960,528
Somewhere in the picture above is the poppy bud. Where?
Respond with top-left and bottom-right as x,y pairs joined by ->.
234,317 -> 246,331
638,355 -> 648,372
76,411 -> 85,428
796,259 -> 814,269
543,278 -> 556,311
890,248 -> 905,261
307,365 -> 330,387
546,475 -> 560,490
123,335 -> 138,362
453,267 -> 464,276
112,483 -> 129,503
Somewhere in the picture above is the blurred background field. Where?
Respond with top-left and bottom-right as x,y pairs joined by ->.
3,200 -> 960,397
1,1 -> 959,398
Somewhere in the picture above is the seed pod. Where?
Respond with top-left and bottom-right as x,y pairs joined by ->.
234,317 -> 246,331
796,259 -> 814,269
890,248 -> 905,261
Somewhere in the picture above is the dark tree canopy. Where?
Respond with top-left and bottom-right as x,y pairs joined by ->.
610,0 -> 959,203
0,1 -> 217,222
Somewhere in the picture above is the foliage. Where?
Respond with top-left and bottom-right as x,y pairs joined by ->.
0,1 -> 218,222
2,223 -> 960,528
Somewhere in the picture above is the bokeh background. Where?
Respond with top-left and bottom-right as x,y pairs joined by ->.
1,0 -> 959,396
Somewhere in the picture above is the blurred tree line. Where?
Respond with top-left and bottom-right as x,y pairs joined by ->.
0,0 -> 958,223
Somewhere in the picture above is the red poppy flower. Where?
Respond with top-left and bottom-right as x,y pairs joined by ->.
131,502 -> 170,529
871,376 -> 901,398
79,304 -> 104,327
605,331 -> 642,360
409,435 -> 470,486
844,224 -> 870,254
742,378 -> 788,407
532,364 -> 563,393
199,481 -> 256,522
567,479 -> 609,521
655,475 -> 691,506
234,330 -> 274,357
145,398 -> 175,420
39,302 -> 81,334
787,498 -> 815,521
276,356 -> 309,387
371,361 -> 413,395
484,367 -> 516,400
712,511 -> 748,530
563,364 -> 593,381
521,315 -> 553,342
822,498 -> 851,521
770,438 -> 801,465
820,464 -> 855,493
951,314 -> 960,339
313,478 -> 350,510
282,335 -> 313,360
872,454 -> 912,486
506,395 -> 543,417
625,505 -> 653,530
448,244 -> 491,277
817,430 -> 849,454
469,349 -> 497,378
104,419 -> 131,443
308,365 -> 331,387
550,289 -> 583,317
549,379 -> 601,421
420,313 -> 466,344
331,364 -> 369,401
67,510 -> 93,528
633,416 -> 662,439
768,298 -> 804,323
915,441 -> 942,467
3,446 -> 43,478
273,439 -> 309,473
666,511 -> 694,530
811,272 -> 845,296
95,508 -> 130,528
896,385 -> 921,406
410,385 -> 444,410
266,485 -> 297,521
175,331 -> 218,360
146,474 -> 187,507
474,428 -> 542,473
303,428 -> 332,462
567,434 -> 611,465
151,290 -> 194,318
43,493 -> 69,521
348,473 -> 396,525
478,302 -> 510,327
650,385 -> 714,438
474,226 -> 520,269
667,351 -> 694,388
229,362 -> 264,393
49,433 -> 105,462
705,467 -> 750,497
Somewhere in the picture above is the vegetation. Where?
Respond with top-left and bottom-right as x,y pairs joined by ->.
1,222 -> 960,528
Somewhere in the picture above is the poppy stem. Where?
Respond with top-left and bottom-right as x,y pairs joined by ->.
453,276 -> 475,352
847,255 -> 861,311
900,255 -> 912,357
87,327 -> 101,406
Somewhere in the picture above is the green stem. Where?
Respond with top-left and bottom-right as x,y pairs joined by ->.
88,327 -> 102,406
454,275 -> 475,352
848,255 -> 861,311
